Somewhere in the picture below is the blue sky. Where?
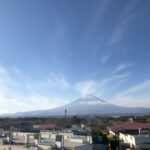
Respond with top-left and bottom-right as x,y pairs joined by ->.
0,0 -> 150,113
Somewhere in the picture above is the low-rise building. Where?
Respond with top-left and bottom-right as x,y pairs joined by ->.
108,122 -> 150,149
12,121 -> 33,131
33,125 -> 40,129
119,132 -> 150,148
39,124 -> 56,130
0,124 -> 94,150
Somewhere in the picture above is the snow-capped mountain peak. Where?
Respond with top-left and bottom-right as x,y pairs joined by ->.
79,101 -> 107,105
79,94 -> 107,104
2,95 -> 150,117
81,94 -> 96,99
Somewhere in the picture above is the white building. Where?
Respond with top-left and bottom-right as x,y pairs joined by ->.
108,122 -> 150,149
119,132 -> 150,148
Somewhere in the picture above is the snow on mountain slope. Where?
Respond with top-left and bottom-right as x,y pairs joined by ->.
1,94 -> 150,117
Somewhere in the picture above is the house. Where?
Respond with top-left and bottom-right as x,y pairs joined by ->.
108,122 -> 150,149
108,122 -> 150,136
119,132 -> 150,148
39,124 -> 56,130
12,121 -> 33,131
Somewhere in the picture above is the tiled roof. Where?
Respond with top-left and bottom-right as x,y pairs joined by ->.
109,122 -> 150,132
39,124 -> 56,129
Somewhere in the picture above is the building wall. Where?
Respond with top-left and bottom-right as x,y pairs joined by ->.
13,132 -> 35,139
33,125 -> 40,129
40,131 -> 51,138
135,136 -> 150,146
109,129 -> 116,137
119,133 -> 136,148
70,138 -> 84,143
58,132 -> 73,139
70,135 -> 92,144
119,133 -> 150,148
40,131 -> 92,144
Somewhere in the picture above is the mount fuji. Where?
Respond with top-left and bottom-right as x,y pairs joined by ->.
1,94 -> 150,117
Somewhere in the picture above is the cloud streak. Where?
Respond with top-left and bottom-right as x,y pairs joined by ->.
111,63 -> 134,74
87,0 -> 111,32
48,72 -> 69,89
74,80 -> 98,96
110,80 -> 150,107
0,65 -> 69,114
74,73 -> 129,96
109,0 -> 141,45
101,54 -> 111,64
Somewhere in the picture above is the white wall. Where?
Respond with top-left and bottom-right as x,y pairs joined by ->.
70,135 -> 92,144
119,133 -> 150,148
40,132 -> 51,138
119,133 -> 136,148
33,125 -> 40,129
70,138 -> 84,143
58,132 -> 73,139
109,129 -> 116,137
13,132 -> 35,139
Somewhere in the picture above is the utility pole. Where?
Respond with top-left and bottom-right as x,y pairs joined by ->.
65,109 -> 67,120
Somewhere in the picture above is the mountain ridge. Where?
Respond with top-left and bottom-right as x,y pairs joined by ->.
1,94 -> 150,117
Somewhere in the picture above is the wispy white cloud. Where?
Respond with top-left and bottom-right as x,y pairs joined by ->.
74,73 -> 129,96
110,80 -> 150,107
0,65 -> 70,114
90,0 -> 111,27
111,63 -> 134,74
0,93 -> 69,114
101,54 -> 111,64
74,80 -> 98,96
48,72 -> 69,89
99,73 -> 129,86
85,0 -> 111,38
109,0 -> 141,45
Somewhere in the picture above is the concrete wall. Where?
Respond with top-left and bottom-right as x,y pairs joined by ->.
119,133 -> 136,148
40,132 -> 51,138
119,133 -> 150,148
58,132 -> 73,139
40,131 -> 74,140
38,144 -> 52,150
40,131 -> 92,144
13,132 -> 35,139
70,138 -> 84,143
87,136 -> 93,144
135,136 -> 150,146
74,144 -> 106,150
33,125 -> 40,129
70,135 -> 92,144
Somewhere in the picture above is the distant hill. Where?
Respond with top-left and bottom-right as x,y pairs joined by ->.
1,94 -> 150,117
